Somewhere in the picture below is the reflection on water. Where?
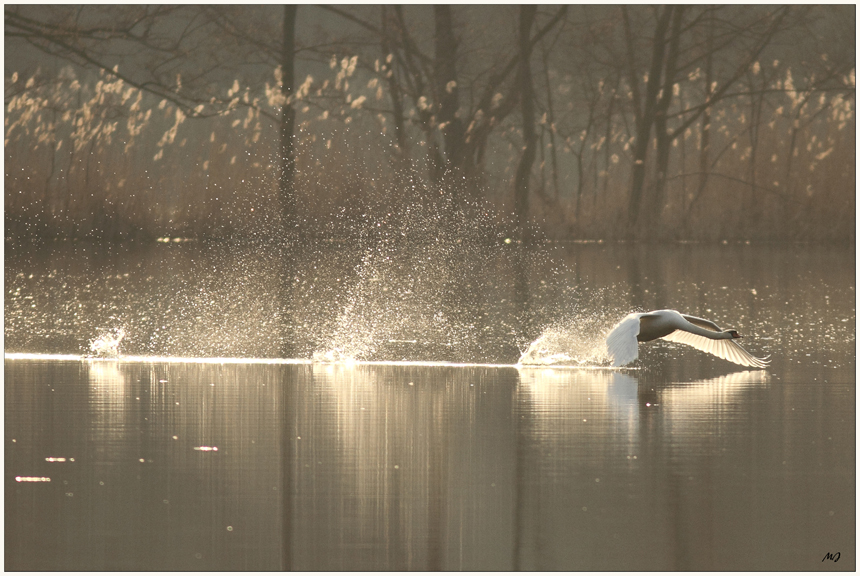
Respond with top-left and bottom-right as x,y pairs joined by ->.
6,354 -> 854,571
513,368 -> 778,570
5,241 -> 854,570
285,363 -> 520,570
6,360 -> 283,571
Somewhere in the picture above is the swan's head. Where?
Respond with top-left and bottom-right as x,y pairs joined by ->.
728,330 -> 742,339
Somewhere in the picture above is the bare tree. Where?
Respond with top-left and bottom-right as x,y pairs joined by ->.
618,5 -> 793,238
320,5 -> 566,195
513,5 -> 537,239
433,6 -> 465,185
5,5 -> 853,242
6,5 -> 302,234
621,5 -> 675,237
380,6 -> 409,166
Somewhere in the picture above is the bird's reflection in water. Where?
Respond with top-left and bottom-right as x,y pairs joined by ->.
512,367 -> 770,570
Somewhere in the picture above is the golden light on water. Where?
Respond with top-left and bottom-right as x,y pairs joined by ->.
5,352 -> 549,369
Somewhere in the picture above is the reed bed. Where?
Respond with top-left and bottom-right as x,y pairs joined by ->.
5,65 -> 854,243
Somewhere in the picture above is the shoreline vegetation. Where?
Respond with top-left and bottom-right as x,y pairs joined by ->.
5,6 -> 855,244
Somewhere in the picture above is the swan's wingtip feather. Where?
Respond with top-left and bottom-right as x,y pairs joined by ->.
605,314 -> 641,367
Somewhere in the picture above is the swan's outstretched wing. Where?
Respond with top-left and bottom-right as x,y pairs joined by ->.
662,329 -> 770,368
606,314 -> 642,367
681,314 -> 722,332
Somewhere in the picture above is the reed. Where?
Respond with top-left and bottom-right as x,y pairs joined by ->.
5,63 -> 854,243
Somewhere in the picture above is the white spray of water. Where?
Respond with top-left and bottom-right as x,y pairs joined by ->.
88,328 -> 126,358
308,196 -> 516,363
518,311 -> 616,367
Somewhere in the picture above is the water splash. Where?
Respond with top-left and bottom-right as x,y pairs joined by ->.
306,195 -> 531,363
312,347 -> 359,363
88,328 -> 126,358
518,313 -> 613,367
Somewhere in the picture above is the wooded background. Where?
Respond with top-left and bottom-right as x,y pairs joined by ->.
5,5 -> 855,242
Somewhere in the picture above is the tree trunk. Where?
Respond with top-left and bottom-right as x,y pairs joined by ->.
574,150 -> 585,223
279,5 -> 297,236
389,6 -> 443,185
687,25 -> 714,227
381,7 -> 409,168
745,72 -> 765,235
513,5 -> 537,240
647,7 -> 685,233
434,6 -> 465,176
601,77 -> 620,202
623,6 -> 673,237
540,49 -> 561,201
514,5 -> 537,240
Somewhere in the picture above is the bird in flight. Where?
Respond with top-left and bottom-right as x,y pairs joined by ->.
606,309 -> 769,368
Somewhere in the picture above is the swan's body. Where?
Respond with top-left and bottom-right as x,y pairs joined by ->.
606,310 -> 769,368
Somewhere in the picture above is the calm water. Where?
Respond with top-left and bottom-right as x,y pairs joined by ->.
4,240 -> 856,570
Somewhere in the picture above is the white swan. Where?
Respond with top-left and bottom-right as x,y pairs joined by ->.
606,309 -> 769,368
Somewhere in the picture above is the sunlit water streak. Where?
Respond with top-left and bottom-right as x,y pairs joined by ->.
5,352 -> 625,371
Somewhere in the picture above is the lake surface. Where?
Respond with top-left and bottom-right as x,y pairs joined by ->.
4,239 -> 855,570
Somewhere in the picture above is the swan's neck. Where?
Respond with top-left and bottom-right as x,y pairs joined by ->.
684,323 -> 733,339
